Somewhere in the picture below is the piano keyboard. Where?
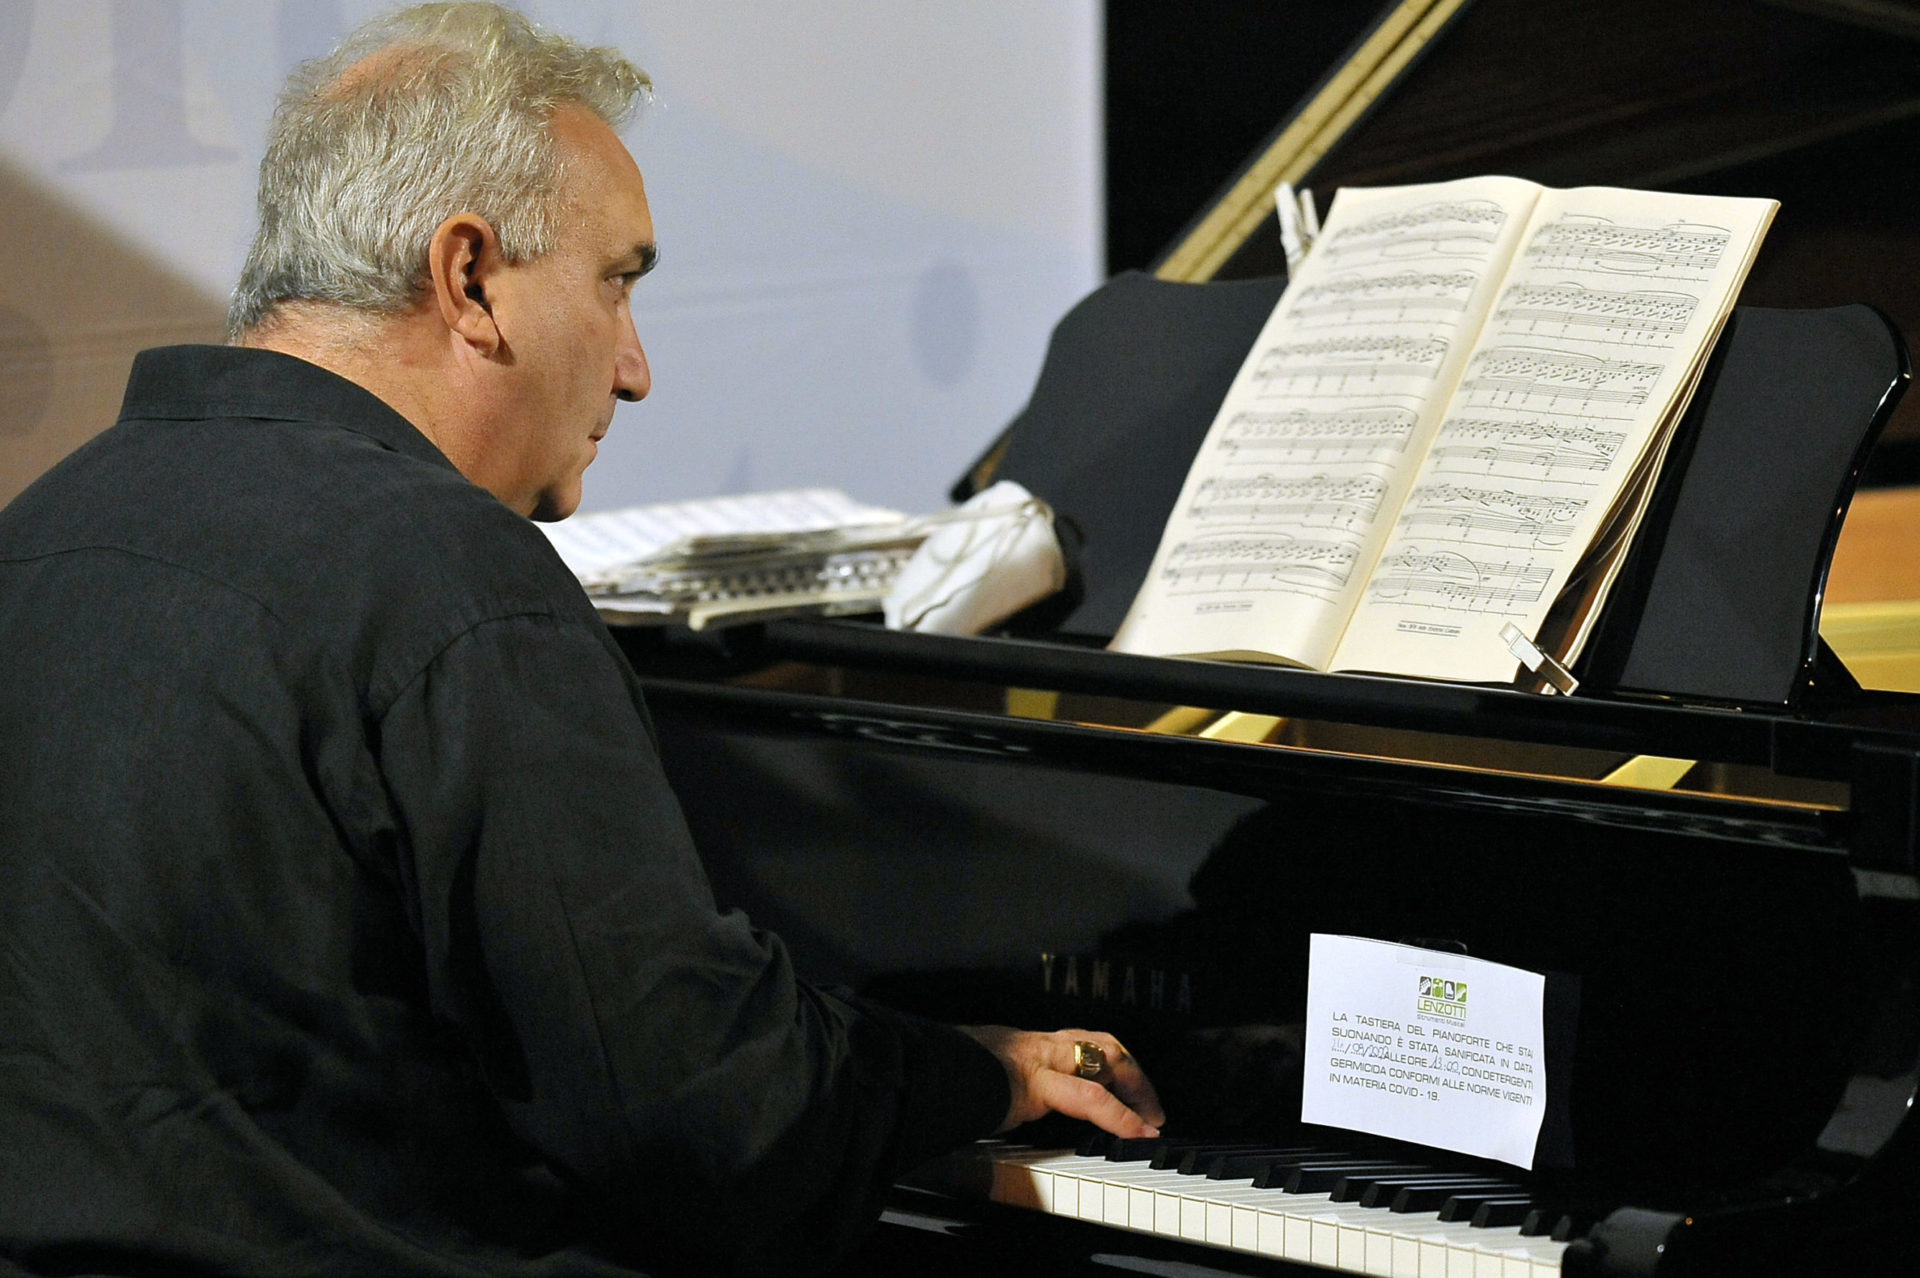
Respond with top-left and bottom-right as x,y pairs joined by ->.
938,1138 -> 1576,1277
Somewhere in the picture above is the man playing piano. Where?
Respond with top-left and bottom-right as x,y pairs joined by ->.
0,4 -> 1161,1275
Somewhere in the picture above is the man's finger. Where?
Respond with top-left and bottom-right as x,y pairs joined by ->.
1056,1031 -> 1167,1129
1031,1069 -> 1160,1139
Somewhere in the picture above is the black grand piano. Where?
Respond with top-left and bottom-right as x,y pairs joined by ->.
614,2 -> 1920,1273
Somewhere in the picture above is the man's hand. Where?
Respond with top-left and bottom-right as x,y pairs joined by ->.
958,1026 -> 1165,1139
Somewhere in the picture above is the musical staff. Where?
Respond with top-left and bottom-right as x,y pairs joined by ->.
1426,416 -> 1622,478
1160,535 -> 1360,597
1364,549 -> 1554,614
1320,199 -> 1510,264
1522,215 -> 1731,279
1458,346 -> 1663,409
1189,473 -> 1390,529
1492,284 -> 1696,344
1216,407 -> 1419,466
1254,334 -> 1450,390
1289,270 -> 1480,324
1397,483 -> 1586,551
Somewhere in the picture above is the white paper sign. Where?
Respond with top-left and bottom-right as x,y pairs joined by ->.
1302,934 -> 1548,1169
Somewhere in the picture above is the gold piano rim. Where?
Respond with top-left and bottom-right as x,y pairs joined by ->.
1047,706 -> 1846,812
743,667 -> 1850,811
1154,0 -> 1471,283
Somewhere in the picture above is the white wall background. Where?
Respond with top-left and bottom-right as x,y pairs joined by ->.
0,0 -> 1103,514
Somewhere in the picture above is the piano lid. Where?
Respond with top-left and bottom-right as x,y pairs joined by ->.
1157,0 -> 1920,289
1141,0 -> 1920,471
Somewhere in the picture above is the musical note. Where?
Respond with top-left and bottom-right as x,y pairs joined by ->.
1189,473 -> 1391,529
1288,270 -> 1480,324
1254,334 -> 1450,390
1492,283 -> 1696,343
1522,215 -> 1731,278
1458,346 -> 1663,409
1396,483 -> 1586,550
1215,406 -> 1419,465
1160,535 -> 1360,596
1426,416 -> 1623,477
1319,199 -> 1510,264
1363,548 -> 1555,614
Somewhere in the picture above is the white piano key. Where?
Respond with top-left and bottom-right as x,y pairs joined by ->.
961,1145 -> 1570,1278
1372,1216 -> 1474,1278
1207,1198 -> 1235,1247
1255,1204 -> 1287,1258
1181,1189 -> 1209,1242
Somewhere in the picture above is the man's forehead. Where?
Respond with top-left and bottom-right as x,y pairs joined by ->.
552,106 -> 651,233
552,105 -> 644,185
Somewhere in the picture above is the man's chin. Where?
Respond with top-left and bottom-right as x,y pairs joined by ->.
529,485 -> 583,523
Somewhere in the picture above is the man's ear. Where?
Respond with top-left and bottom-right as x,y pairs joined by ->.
428,213 -> 504,354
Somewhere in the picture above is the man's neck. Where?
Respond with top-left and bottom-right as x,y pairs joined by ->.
237,303 -> 456,459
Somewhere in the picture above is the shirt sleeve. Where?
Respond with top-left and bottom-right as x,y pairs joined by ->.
372,610 -> 1009,1274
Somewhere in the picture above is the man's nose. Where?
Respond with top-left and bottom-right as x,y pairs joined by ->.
615,309 -> 650,402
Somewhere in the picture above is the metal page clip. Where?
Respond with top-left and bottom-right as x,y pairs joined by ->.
1501,622 -> 1579,696
1275,183 -> 1320,271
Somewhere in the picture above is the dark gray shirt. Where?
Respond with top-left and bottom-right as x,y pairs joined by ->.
0,345 -> 1006,1277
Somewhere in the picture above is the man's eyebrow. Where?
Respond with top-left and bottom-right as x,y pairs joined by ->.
625,242 -> 659,276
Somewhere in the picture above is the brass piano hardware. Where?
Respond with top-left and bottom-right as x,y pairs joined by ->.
1143,705 -> 1228,736
1140,704 -> 1290,743
770,662 -> 1846,806
1197,711 -> 1286,744
1004,687 -> 1061,719
1154,0 -> 1468,283
1597,754 -> 1697,791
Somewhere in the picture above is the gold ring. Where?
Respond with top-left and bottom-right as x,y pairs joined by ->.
1072,1040 -> 1107,1079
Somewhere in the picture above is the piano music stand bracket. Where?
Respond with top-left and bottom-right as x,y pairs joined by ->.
1575,303 -> 1910,712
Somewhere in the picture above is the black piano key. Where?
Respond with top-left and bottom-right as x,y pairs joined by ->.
1243,1153 -> 1381,1186
1386,1181 -> 1522,1213
1248,1157 -> 1333,1189
1280,1161 -> 1427,1194
1550,1211 -> 1595,1242
1519,1207 -> 1556,1237
1198,1148 -> 1327,1180
1099,1135 -> 1177,1162
1344,1173 -> 1506,1207
1075,1132 -> 1115,1158
1155,1141 -> 1292,1171
1465,1198 -> 1536,1228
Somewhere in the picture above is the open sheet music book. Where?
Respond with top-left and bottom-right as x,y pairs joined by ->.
1110,175 -> 1777,686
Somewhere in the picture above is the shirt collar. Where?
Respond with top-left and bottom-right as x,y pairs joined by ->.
118,344 -> 457,475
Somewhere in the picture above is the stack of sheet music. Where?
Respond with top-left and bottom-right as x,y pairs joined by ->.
541,488 -> 922,629
545,483 -> 1069,633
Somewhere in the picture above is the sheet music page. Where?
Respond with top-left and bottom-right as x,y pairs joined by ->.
1111,176 -> 1544,666
1328,186 -> 1776,682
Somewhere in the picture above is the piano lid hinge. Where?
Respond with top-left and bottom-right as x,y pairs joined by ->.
1848,741 -> 1920,877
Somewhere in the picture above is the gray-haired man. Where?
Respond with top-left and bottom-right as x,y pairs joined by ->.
0,5 -> 1160,1275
